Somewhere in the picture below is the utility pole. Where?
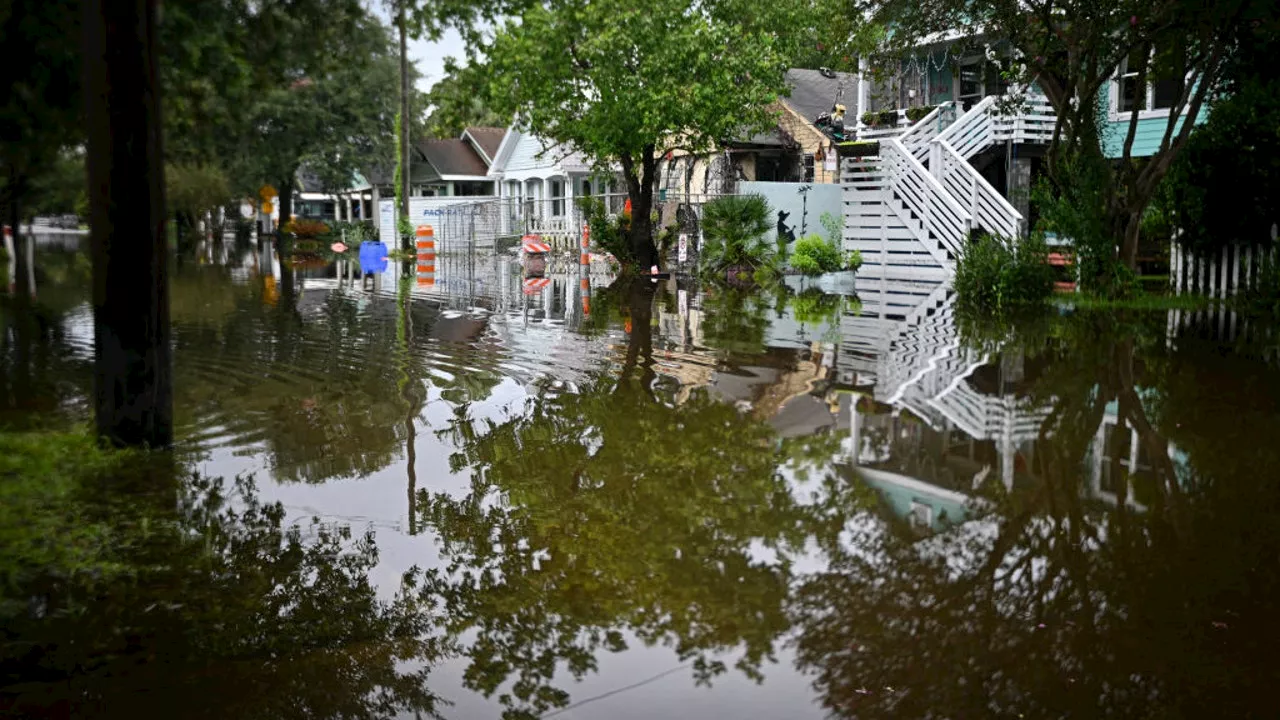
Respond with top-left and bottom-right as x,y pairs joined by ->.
84,0 -> 173,448
398,0 -> 412,254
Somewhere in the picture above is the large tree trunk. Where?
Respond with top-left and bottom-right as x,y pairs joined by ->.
277,180 -> 293,238
9,187 -> 31,300
397,1 -> 412,254
84,0 -> 173,448
620,146 -> 660,271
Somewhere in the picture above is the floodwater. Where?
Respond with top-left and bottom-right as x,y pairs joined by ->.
3,233 -> 1279,719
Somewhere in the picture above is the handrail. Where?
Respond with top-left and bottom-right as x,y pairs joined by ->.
898,102 -> 956,161
935,96 -> 998,160
882,138 -> 971,261
934,138 -> 1022,240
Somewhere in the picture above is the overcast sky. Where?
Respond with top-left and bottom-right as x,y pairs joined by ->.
367,2 -> 472,93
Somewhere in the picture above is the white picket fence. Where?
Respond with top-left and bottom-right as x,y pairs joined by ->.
1170,241 -> 1276,298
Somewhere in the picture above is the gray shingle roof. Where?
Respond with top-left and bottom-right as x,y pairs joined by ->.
781,67 -> 859,124
416,138 -> 489,177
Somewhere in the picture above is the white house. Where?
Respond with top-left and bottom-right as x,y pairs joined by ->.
487,123 -> 625,242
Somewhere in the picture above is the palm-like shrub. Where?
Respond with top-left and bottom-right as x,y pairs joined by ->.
699,195 -> 775,277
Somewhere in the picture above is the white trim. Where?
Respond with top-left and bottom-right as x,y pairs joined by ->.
1106,52 -> 1181,122
438,174 -> 493,182
461,128 -> 496,165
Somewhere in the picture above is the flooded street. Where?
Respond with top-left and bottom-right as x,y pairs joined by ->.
3,234 -> 1279,718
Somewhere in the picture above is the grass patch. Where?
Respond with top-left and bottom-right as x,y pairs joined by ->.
1058,292 -> 1220,311
0,430 -> 141,588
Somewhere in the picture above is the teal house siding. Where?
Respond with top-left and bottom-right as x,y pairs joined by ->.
1099,87 -> 1210,158
928,64 -> 953,103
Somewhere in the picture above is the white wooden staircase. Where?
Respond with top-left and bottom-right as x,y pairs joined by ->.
844,93 -> 1055,280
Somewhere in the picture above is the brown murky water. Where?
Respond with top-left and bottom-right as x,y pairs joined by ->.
3,234 -> 1278,719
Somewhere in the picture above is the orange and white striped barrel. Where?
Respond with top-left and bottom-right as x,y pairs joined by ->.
416,225 -> 435,286
580,276 -> 591,316
580,225 -> 590,268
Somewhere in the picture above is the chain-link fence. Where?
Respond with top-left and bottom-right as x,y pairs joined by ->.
422,192 -> 739,273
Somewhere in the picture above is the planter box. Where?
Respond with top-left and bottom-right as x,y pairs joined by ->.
837,141 -> 880,157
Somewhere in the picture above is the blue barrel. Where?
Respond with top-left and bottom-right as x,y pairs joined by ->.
358,241 -> 388,275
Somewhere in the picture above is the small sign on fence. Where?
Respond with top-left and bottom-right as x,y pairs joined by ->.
678,288 -> 688,317
678,233 -> 688,263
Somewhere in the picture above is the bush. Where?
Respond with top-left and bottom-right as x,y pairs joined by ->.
954,232 -> 1055,312
860,109 -> 900,127
790,234 -> 844,276
904,105 -> 937,123
699,195 -> 776,277
283,218 -> 330,238
580,197 -> 634,266
1236,255 -> 1280,318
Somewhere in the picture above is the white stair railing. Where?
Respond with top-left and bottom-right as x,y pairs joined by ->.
898,102 -> 959,162
931,139 -> 1023,240
935,96 -> 999,161
881,138 -> 972,262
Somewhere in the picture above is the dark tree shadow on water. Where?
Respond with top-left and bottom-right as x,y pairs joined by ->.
0,447 -> 451,720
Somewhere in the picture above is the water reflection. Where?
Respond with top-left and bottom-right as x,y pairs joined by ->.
794,295 -> 1280,719
0,459 -> 447,718
3,242 -> 1279,718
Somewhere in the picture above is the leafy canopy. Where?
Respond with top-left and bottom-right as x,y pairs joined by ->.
483,0 -> 799,163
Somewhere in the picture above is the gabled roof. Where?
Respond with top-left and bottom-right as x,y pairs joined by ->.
415,138 -> 490,179
781,68 -> 859,125
462,126 -> 507,164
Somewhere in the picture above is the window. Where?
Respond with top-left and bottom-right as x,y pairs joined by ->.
803,153 -> 815,182
550,179 -> 564,216
1115,50 -> 1182,116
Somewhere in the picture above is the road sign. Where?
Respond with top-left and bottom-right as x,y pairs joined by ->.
262,201 -> 274,214
259,184 -> 278,201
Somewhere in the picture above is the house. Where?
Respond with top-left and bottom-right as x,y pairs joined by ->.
839,32 -> 1207,281
656,67 -> 860,198
368,127 -> 516,243
486,122 -> 626,243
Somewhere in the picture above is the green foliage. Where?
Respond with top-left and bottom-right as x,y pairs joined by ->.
1162,22 -> 1280,255
846,248 -> 863,271
166,163 -> 231,220
0,431 -> 135,587
0,0 -> 81,214
791,234 -> 844,276
699,195 -> 777,277
25,150 -> 87,219
954,233 -> 1055,315
422,59 -> 506,137
0,433 -> 448,717
790,288 -> 843,326
860,109 -> 899,127
482,0 -> 808,261
580,196 -> 635,266
904,104 -> 937,122
1235,256 -> 1280,319
819,211 -> 842,246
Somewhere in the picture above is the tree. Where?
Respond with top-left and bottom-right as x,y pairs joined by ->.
84,0 -> 173,448
1160,14 -> 1280,255
0,0 -> 81,300
422,59 -> 507,138
234,1 -> 400,234
481,0 -> 804,269
868,0 -> 1271,285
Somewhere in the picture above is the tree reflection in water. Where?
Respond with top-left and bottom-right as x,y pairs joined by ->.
0,459 -> 449,719
420,277 -> 848,719
791,310 -> 1280,719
